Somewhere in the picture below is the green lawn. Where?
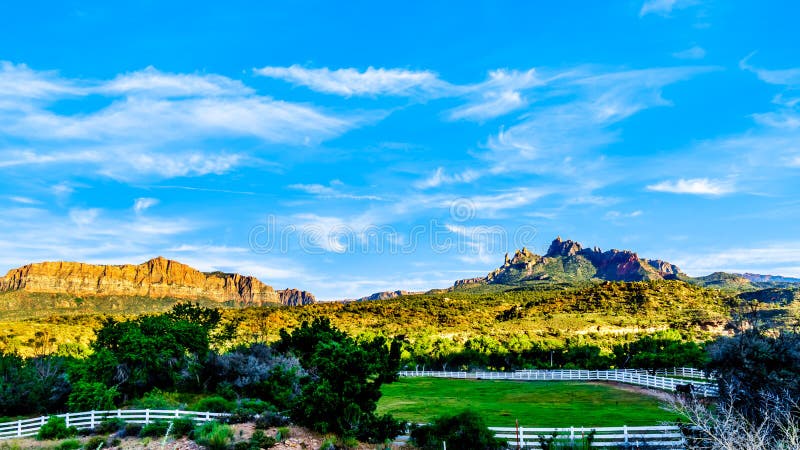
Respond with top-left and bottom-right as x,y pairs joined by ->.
377,378 -> 678,427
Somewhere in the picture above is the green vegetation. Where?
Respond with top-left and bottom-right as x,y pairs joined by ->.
378,378 -> 676,426
36,416 -> 76,440
411,410 -> 506,450
193,421 -> 234,450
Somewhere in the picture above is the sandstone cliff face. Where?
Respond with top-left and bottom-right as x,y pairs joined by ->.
278,288 -> 316,306
0,257 -> 314,306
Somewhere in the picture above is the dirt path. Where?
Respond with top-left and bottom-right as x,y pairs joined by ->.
587,380 -> 675,403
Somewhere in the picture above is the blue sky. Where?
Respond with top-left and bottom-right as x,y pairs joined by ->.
1,1 -> 799,299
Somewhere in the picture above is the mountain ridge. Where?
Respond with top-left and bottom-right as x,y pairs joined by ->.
454,236 -> 685,287
0,256 -> 315,306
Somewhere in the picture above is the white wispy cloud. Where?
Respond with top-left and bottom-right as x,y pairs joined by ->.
288,182 -> 383,201
673,46 -> 706,60
646,178 -> 734,195
99,66 -> 253,97
133,197 -> 159,214
604,210 -> 643,220
0,63 -> 366,181
0,61 -> 82,101
484,67 -> 714,175
254,64 -> 452,97
447,69 -> 544,121
739,53 -> 800,86
414,167 -> 482,189
639,0 -> 698,17
7,196 -> 40,205
674,242 -> 800,277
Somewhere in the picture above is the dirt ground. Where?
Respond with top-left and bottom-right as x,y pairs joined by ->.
0,424 -> 409,449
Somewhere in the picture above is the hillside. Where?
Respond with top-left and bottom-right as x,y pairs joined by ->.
0,257 -> 315,311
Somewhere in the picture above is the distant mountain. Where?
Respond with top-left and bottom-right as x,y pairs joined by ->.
737,273 -> 800,283
454,237 -> 685,287
356,290 -> 423,302
0,257 -> 315,306
690,272 -> 754,290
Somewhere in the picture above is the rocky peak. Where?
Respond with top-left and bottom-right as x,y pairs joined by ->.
546,236 -> 583,257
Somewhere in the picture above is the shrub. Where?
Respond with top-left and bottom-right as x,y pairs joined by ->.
37,416 -> 77,440
319,437 -> 336,450
132,388 -> 184,410
227,407 -> 256,424
276,426 -> 290,441
193,421 -> 234,450
171,417 -> 195,437
123,423 -> 142,437
410,410 -> 506,450
338,436 -> 359,449
96,417 -> 126,434
191,396 -> 235,413
356,413 -> 406,443
67,381 -> 119,412
255,410 -> 290,429
249,430 -> 277,449
139,420 -> 170,438
55,439 -> 81,450
83,436 -> 107,449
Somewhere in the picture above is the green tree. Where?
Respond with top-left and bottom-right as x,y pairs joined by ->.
67,381 -> 119,411
277,318 -> 403,440
86,304 -> 221,396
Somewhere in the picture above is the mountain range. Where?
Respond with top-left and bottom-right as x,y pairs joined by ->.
2,237 -> 798,309
0,256 -> 315,307
360,237 -> 799,300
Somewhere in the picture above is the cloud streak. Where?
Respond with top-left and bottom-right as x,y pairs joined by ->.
646,178 -> 734,195
254,65 -> 452,97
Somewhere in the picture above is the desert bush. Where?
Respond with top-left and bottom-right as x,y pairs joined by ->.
171,417 -> 195,437
249,430 -> 277,449
193,421 -> 234,450
255,410 -> 290,429
410,410 -> 506,450
132,388 -> 184,410
83,436 -> 107,449
37,416 -> 77,440
123,422 -> 142,437
191,395 -> 235,413
139,420 -> 170,438
96,417 -> 125,434
276,426 -> 290,441
55,439 -> 81,450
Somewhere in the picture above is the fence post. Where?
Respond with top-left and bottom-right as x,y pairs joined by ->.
17,419 -> 21,438
570,426 -> 574,443
117,409 -> 122,418
66,413 -> 70,428
623,425 -> 628,444
146,409 -> 150,424
90,410 -> 95,429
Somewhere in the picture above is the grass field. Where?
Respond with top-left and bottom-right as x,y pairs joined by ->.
377,378 -> 678,427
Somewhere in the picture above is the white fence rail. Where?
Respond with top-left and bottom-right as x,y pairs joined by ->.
490,425 -> 685,448
0,409 -> 228,440
399,369 -> 719,397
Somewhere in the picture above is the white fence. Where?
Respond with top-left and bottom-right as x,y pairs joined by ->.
399,369 -> 719,397
490,425 -> 685,448
0,409 -> 228,440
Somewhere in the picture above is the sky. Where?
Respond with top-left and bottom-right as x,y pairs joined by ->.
1,1 -> 799,299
